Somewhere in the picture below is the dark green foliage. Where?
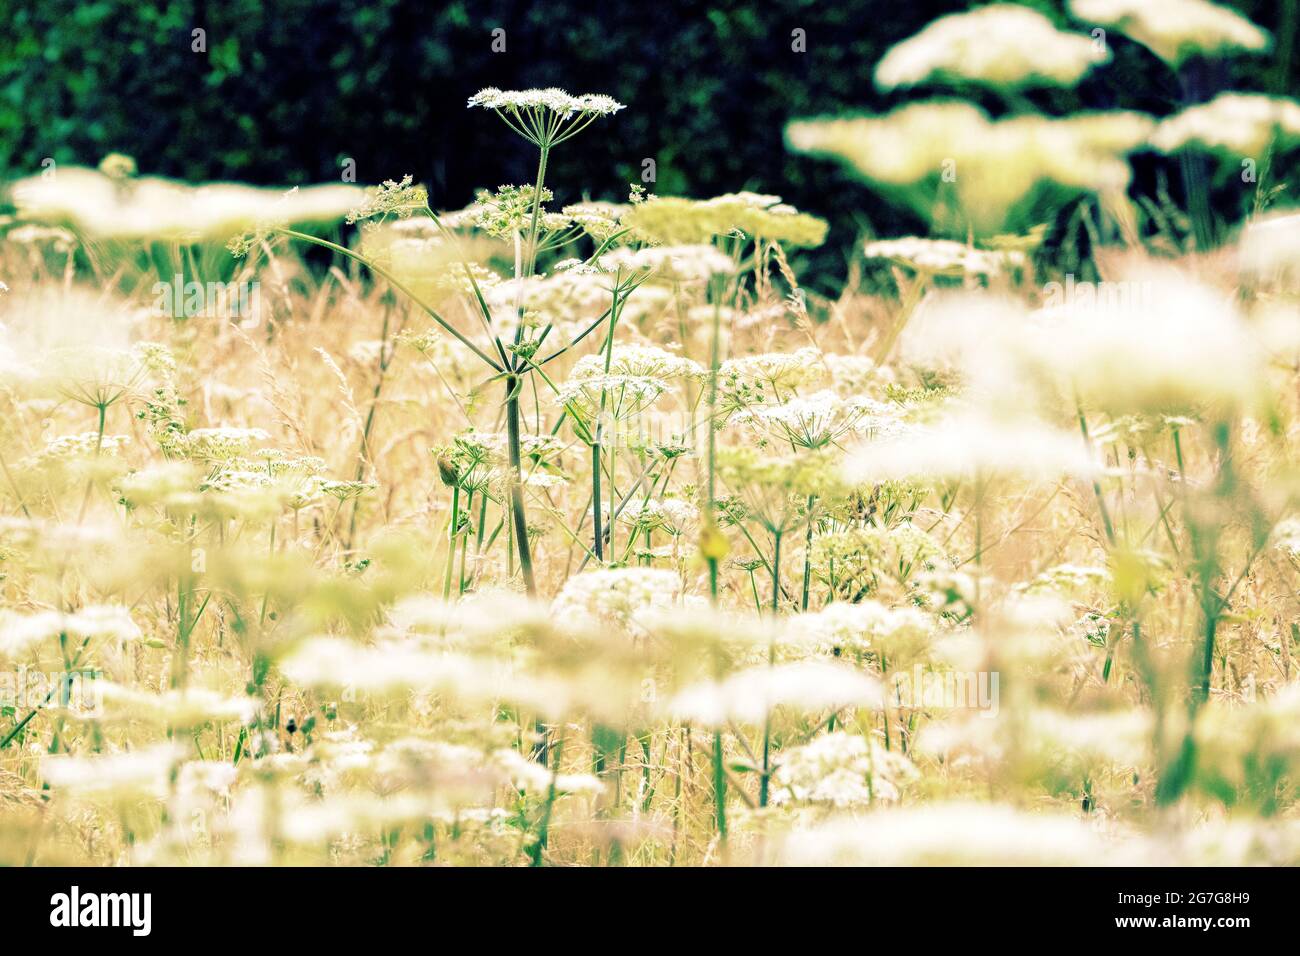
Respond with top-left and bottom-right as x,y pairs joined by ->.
2,1 -> 1296,289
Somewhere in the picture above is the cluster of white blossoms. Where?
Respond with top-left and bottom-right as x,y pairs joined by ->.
561,200 -> 629,241
1271,518 -> 1300,557
617,496 -> 700,537
621,192 -> 829,246
1023,269 -> 1261,413
40,743 -> 186,798
864,237 -> 1026,278
555,371 -> 668,423
1068,0 -> 1270,67
786,599 -> 936,657
597,244 -> 737,282
718,346 -> 823,410
787,102 -> 1153,234
177,427 -> 271,461
1149,93 -> 1300,157
845,410 -> 1095,484
487,270 -> 621,339
549,567 -> 681,636
490,748 -> 604,797
669,660 -> 882,726
571,344 -> 703,381
197,462 -> 370,515
732,390 -> 903,449
466,87 -> 626,119
772,731 -> 919,807
95,682 -> 257,727
11,167 -> 364,243
875,4 -> 1106,90
1239,211 -> 1300,276
775,802 -> 1113,866
0,605 -> 141,659
24,432 -> 131,467
278,635 -> 479,694
1019,563 -> 1113,597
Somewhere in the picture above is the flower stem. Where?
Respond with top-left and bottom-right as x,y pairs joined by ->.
591,441 -> 604,563
442,485 -> 460,600
505,376 -> 537,596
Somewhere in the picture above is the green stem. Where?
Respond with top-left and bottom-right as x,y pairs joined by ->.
591,441 -> 604,563
442,485 -> 460,600
801,495 -> 815,611
505,376 -> 536,596
770,531 -> 783,613
523,146 -> 550,279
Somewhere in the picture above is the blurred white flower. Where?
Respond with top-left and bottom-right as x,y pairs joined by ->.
0,605 -> 141,660
1069,0 -> 1270,67
668,661 -> 882,725
772,731 -> 918,806
844,411 -> 1095,483
42,743 -> 185,797
864,237 -> 1025,277
774,802 -> 1116,865
876,4 -> 1106,90
550,567 -> 681,637
788,103 -> 1152,234
9,167 -> 361,241
1150,93 -> 1300,157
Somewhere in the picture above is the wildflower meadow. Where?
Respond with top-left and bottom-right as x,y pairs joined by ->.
1,0 -> 1299,888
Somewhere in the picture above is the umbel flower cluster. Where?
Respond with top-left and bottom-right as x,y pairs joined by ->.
1,0 -> 1300,868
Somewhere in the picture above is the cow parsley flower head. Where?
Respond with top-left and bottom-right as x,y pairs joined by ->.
1023,268 -> 1262,412
467,88 -> 625,147
787,103 -> 1152,235
787,600 -> 936,657
346,175 -> 428,225
41,743 -> 185,798
576,344 -> 704,381
668,661 -> 882,726
1239,211 -> 1300,277
621,194 -> 828,247
469,184 -> 558,237
876,4 -> 1107,90
597,244 -> 737,283
179,427 -> 271,461
1272,518 -> 1300,556
772,731 -> 918,807
618,497 -> 700,537
811,523 -> 948,602
10,167 -> 360,244
490,747 -> 605,796
864,237 -> 1025,278
550,567 -> 681,638
1069,0 -> 1270,67
0,604 -> 141,660
1150,93 -> 1300,157
563,201 -> 629,242
732,390 -> 891,450
26,432 -> 131,467
776,802 -> 1110,865
845,411 -> 1095,484
95,683 -> 256,727
719,347 -> 822,404
556,372 -> 668,424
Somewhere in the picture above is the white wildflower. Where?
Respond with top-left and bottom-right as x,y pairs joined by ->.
876,5 -> 1106,90
668,661 -> 882,726
1069,0 -> 1270,66
772,731 -> 918,807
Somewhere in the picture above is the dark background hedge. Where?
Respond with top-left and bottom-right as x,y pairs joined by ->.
2,0 -> 1295,286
